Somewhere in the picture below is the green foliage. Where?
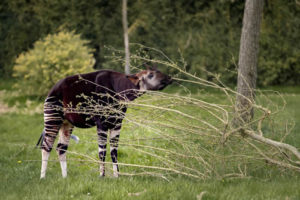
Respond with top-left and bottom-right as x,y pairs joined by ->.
13,31 -> 94,96
0,0 -> 41,77
258,0 -> 300,86
1,0 -> 299,86
128,1 -> 244,84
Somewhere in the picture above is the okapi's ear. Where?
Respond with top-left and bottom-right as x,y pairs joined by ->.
126,75 -> 139,86
152,63 -> 158,70
144,63 -> 157,71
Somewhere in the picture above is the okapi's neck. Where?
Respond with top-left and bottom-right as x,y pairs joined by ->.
127,70 -> 148,90
127,75 -> 140,86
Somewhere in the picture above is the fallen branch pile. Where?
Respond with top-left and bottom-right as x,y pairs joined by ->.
45,46 -> 300,179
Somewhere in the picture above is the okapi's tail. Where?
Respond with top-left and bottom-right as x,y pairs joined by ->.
35,128 -> 80,149
36,129 -> 45,149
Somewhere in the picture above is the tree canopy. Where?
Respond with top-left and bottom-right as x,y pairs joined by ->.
0,0 -> 299,86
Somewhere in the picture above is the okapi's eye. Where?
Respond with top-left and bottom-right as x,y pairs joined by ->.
148,73 -> 154,79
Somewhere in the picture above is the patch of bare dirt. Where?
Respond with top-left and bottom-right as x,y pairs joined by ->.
0,102 -> 11,114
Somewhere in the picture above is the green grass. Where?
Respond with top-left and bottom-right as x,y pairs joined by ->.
1,86 -> 300,199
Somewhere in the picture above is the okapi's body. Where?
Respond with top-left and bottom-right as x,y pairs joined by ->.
39,68 -> 171,178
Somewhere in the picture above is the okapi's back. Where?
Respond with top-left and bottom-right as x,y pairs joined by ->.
47,71 -> 98,99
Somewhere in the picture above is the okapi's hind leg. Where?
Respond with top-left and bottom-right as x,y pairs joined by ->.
40,97 -> 64,179
110,129 -> 120,177
40,117 -> 63,179
56,121 -> 73,178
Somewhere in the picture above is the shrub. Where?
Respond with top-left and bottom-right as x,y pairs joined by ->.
13,31 -> 94,97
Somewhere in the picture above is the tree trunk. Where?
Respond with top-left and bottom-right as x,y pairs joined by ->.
122,0 -> 130,75
235,0 -> 264,125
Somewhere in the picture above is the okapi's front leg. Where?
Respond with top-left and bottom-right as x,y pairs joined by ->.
110,129 -> 120,177
56,121 -> 73,178
97,126 -> 108,177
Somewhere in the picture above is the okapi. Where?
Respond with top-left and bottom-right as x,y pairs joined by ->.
37,66 -> 172,178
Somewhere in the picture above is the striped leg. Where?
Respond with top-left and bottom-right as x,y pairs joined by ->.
41,97 -> 63,179
97,128 -> 108,177
110,129 -> 120,177
56,121 -> 73,178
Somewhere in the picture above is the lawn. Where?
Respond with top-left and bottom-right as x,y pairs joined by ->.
1,83 -> 300,200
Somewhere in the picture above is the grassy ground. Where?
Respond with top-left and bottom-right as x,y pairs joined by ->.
1,83 -> 300,199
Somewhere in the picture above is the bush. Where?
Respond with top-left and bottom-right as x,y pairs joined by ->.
13,31 -> 94,97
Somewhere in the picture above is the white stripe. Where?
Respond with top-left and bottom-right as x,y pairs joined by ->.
59,154 -> 67,178
113,164 -> 118,177
110,146 -> 118,152
110,129 -> 120,139
98,147 -> 106,152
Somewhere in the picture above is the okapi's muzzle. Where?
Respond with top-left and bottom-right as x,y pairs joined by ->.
157,75 -> 172,90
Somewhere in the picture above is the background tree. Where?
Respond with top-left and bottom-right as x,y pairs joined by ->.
235,0 -> 264,124
122,0 -> 130,74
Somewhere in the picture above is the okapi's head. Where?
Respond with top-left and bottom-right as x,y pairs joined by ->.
128,65 -> 172,91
